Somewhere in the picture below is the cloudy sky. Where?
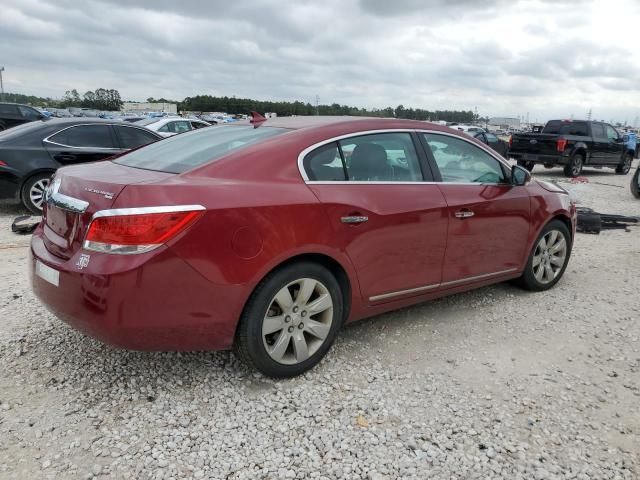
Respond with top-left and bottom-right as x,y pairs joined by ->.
2,0 -> 639,123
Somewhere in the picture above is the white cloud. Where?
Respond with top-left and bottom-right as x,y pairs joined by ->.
1,0 -> 639,123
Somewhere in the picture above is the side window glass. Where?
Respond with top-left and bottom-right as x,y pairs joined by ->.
591,123 -> 605,138
339,132 -> 423,182
423,133 -> 506,184
18,106 -> 41,120
191,121 -> 209,130
174,121 -> 191,133
158,124 -> 170,133
0,104 -> 19,115
606,125 -> 619,141
49,125 -> 115,148
303,143 -> 346,181
115,126 -> 158,149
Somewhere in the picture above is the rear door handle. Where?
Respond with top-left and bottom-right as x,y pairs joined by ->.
454,209 -> 474,219
341,215 -> 368,224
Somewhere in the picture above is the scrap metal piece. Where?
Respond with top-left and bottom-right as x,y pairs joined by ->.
577,207 -> 639,234
11,215 -> 42,234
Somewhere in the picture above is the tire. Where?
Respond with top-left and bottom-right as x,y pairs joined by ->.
517,160 -> 534,172
631,167 -> 640,199
516,220 -> 572,292
21,172 -> 53,214
563,153 -> 583,177
234,262 -> 344,378
615,153 -> 633,175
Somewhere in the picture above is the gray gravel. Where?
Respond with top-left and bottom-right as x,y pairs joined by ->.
1,164 -> 639,479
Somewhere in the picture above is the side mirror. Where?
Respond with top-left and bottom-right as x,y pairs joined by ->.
511,165 -> 531,186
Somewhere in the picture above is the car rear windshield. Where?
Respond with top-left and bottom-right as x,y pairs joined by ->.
114,125 -> 288,173
542,121 -> 589,136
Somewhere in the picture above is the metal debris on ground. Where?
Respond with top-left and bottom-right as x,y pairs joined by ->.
11,215 -> 41,234
576,207 -> 639,234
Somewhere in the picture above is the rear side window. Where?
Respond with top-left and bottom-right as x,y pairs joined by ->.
591,123 -> 605,138
0,104 -> 19,115
303,132 -> 424,182
114,125 -> 158,149
114,125 -> 287,173
48,125 -> 115,148
543,121 -> 589,136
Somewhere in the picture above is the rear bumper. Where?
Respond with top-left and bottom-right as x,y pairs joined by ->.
508,152 -> 568,165
30,225 -> 247,351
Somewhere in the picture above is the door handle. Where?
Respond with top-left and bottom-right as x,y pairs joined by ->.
56,154 -> 77,162
341,215 -> 368,224
454,210 -> 474,219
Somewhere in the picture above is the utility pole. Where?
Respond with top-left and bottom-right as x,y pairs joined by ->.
587,108 -> 592,121
315,95 -> 319,116
0,66 -> 5,102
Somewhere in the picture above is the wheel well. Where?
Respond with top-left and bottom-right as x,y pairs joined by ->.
19,170 -> 55,200
551,214 -> 573,241
256,253 -> 352,323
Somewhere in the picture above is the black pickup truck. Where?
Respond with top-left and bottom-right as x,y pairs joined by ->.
507,120 -> 634,177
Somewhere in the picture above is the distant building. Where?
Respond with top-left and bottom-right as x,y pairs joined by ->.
489,117 -> 520,128
122,102 -> 177,114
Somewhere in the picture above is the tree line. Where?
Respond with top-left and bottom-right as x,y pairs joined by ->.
3,90 -> 477,123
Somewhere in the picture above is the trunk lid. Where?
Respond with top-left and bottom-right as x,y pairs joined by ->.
43,161 -> 173,259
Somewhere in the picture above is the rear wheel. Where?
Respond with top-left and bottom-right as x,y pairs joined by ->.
234,262 -> 343,378
563,153 -> 583,177
516,220 -> 572,292
615,153 -> 633,175
517,160 -> 535,172
21,172 -> 53,214
631,167 -> 640,199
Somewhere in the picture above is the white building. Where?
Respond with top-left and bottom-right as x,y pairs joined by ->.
122,102 -> 177,114
489,117 -> 520,128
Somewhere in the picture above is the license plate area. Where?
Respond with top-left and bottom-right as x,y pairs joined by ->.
523,154 -> 538,161
35,260 -> 60,287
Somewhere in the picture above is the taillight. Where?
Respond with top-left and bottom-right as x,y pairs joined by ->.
84,206 -> 204,254
0,160 -> 7,167
557,138 -> 568,152
508,135 -> 513,148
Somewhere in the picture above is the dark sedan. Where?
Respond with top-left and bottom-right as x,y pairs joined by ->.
0,118 -> 162,212
469,131 -> 509,156
0,102 -> 47,131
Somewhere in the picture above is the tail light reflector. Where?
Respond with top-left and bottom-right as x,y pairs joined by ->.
508,135 -> 513,148
557,138 -> 568,152
84,206 -> 204,254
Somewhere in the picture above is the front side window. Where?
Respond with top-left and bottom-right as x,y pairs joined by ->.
49,125 -> 115,148
422,133 -> 506,184
606,125 -> 619,141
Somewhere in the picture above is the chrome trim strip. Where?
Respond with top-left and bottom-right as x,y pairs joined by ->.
368,268 -> 518,302
46,192 -> 89,214
91,205 -> 206,219
296,127 -> 511,183
439,268 -> 518,288
369,282 -> 441,302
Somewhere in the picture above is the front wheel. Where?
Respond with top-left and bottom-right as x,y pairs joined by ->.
615,153 -> 633,175
563,154 -> 583,177
516,220 -> 572,292
631,168 -> 640,199
234,262 -> 343,378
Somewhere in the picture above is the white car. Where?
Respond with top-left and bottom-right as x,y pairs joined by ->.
135,118 -> 213,137
450,124 -> 486,135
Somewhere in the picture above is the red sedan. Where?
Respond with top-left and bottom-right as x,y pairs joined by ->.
30,116 -> 576,377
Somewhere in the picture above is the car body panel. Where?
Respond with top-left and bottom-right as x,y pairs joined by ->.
29,117 -> 576,351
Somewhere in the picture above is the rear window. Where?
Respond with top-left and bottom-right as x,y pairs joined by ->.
542,121 -> 589,136
114,125 -> 287,173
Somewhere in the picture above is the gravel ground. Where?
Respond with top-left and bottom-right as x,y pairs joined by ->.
1,164 -> 639,480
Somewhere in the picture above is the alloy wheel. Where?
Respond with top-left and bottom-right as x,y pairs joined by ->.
532,230 -> 567,284
29,178 -> 50,211
571,156 -> 583,176
262,278 -> 334,365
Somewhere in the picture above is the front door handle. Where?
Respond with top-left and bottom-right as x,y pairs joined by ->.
341,215 -> 368,224
454,209 -> 474,219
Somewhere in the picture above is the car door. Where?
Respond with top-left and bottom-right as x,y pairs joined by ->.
605,124 -> 623,164
44,124 -> 120,165
420,132 -> 531,284
589,123 -> 608,164
302,131 -> 449,303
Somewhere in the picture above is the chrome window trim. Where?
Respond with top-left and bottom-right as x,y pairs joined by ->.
90,204 -> 206,220
368,268 -> 518,302
296,128 -> 512,184
43,123 -> 121,150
